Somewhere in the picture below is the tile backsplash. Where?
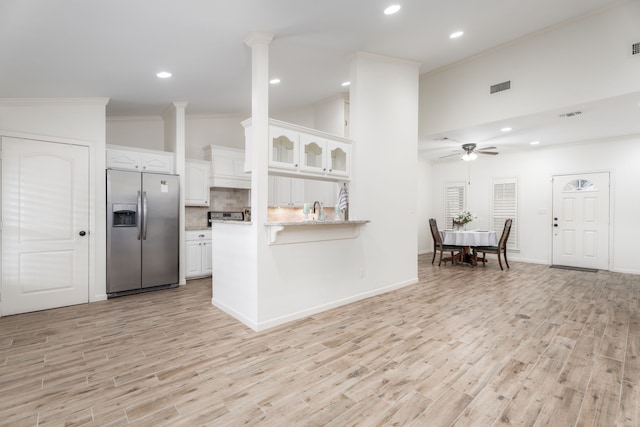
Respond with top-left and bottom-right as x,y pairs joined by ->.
185,188 -> 250,229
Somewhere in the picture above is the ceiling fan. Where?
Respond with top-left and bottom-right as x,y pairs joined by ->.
439,143 -> 499,161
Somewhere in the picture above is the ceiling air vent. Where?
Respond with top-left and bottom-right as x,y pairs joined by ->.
632,42 -> 640,56
490,80 -> 511,94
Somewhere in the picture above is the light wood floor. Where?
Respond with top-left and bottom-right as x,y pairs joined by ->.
1,255 -> 639,426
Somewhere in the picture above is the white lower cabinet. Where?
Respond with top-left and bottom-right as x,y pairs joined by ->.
186,230 -> 212,279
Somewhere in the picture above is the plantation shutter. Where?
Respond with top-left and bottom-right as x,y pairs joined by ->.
491,178 -> 518,248
444,182 -> 465,229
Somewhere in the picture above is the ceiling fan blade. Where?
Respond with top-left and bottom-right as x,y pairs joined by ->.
477,151 -> 499,155
478,146 -> 497,150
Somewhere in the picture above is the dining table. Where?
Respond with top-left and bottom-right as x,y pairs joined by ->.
440,229 -> 498,266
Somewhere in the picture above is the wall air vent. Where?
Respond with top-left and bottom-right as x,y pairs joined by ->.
490,80 -> 511,94
559,111 -> 583,118
633,42 -> 640,56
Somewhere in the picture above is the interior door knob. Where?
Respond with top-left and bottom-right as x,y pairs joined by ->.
79,231 -> 86,236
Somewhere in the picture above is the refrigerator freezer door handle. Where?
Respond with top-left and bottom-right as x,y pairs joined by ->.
137,191 -> 142,240
142,191 -> 148,240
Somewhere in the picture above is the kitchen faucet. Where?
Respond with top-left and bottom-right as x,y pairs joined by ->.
312,201 -> 321,214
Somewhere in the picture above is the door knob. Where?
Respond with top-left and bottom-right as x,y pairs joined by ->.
79,231 -> 87,236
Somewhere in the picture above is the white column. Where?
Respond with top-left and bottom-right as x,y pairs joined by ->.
244,32 -> 273,323
244,33 -> 273,232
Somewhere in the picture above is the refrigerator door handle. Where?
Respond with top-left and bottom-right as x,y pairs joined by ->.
142,191 -> 148,240
137,191 -> 142,240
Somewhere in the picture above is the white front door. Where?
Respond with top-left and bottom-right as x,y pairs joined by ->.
552,172 -> 610,270
1,137 -> 90,315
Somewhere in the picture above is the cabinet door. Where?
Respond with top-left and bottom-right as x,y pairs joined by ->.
290,178 -> 305,207
185,161 -> 210,206
272,176 -> 305,207
269,127 -> 299,170
268,175 -> 277,207
185,241 -> 203,278
326,140 -> 350,178
274,176 -> 292,207
305,180 -> 337,207
140,152 -> 174,173
201,241 -> 213,276
299,134 -> 327,175
106,148 -> 140,171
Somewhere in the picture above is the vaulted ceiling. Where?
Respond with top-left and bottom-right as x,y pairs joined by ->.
1,0 -> 635,159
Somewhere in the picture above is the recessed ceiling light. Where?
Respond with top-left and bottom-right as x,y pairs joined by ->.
501,127 -> 512,132
270,78 -> 281,85
384,5 -> 401,15
450,31 -> 464,39
156,71 -> 172,79
530,141 -> 540,145
341,81 -> 351,87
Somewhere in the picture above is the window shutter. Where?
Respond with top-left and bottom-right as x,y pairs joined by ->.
491,178 -> 518,248
444,183 -> 465,229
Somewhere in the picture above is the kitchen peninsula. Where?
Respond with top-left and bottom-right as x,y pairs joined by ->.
211,37 -> 419,332
210,115 -> 370,330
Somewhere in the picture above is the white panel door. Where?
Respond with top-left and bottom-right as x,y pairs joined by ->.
552,172 -> 609,269
185,241 -> 203,278
2,137 -> 90,315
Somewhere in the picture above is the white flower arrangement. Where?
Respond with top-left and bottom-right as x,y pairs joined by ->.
457,210 -> 477,224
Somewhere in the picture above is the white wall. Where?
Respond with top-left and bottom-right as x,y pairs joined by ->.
0,98 -> 109,302
106,116 -> 164,150
107,109 -> 320,162
313,93 -> 348,137
348,52 -> 420,292
419,1 -> 640,136
425,135 -> 640,274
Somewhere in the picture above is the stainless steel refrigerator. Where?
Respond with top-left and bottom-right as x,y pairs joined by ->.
106,169 -> 179,296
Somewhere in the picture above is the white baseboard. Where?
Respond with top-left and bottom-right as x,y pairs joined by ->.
212,298 -> 259,331
213,277 -> 419,332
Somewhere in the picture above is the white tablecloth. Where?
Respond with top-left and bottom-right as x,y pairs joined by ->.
440,230 -> 498,247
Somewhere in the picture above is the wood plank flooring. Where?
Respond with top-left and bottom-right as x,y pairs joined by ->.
1,255 -> 639,426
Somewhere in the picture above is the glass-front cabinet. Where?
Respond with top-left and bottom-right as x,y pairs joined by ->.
246,119 -> 352,181
327,141 -> 350,177
300,134 -> 327,175
269,127 -> 299,171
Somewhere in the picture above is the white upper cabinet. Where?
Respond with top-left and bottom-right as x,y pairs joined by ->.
299,134 -> 327,175
204,145 -> 251,189
243,118 -> 352,182
327,140 -> 350,178
269,127 -> 300,171
106,145 -> 174,173
185,159 -> 210,206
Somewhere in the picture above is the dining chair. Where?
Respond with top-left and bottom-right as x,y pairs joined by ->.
429,218 -> 463,266
473,218 -> 512,270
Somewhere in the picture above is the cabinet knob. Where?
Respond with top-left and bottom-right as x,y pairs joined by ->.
294,164 -> 298,167
199,234 -> 205,238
